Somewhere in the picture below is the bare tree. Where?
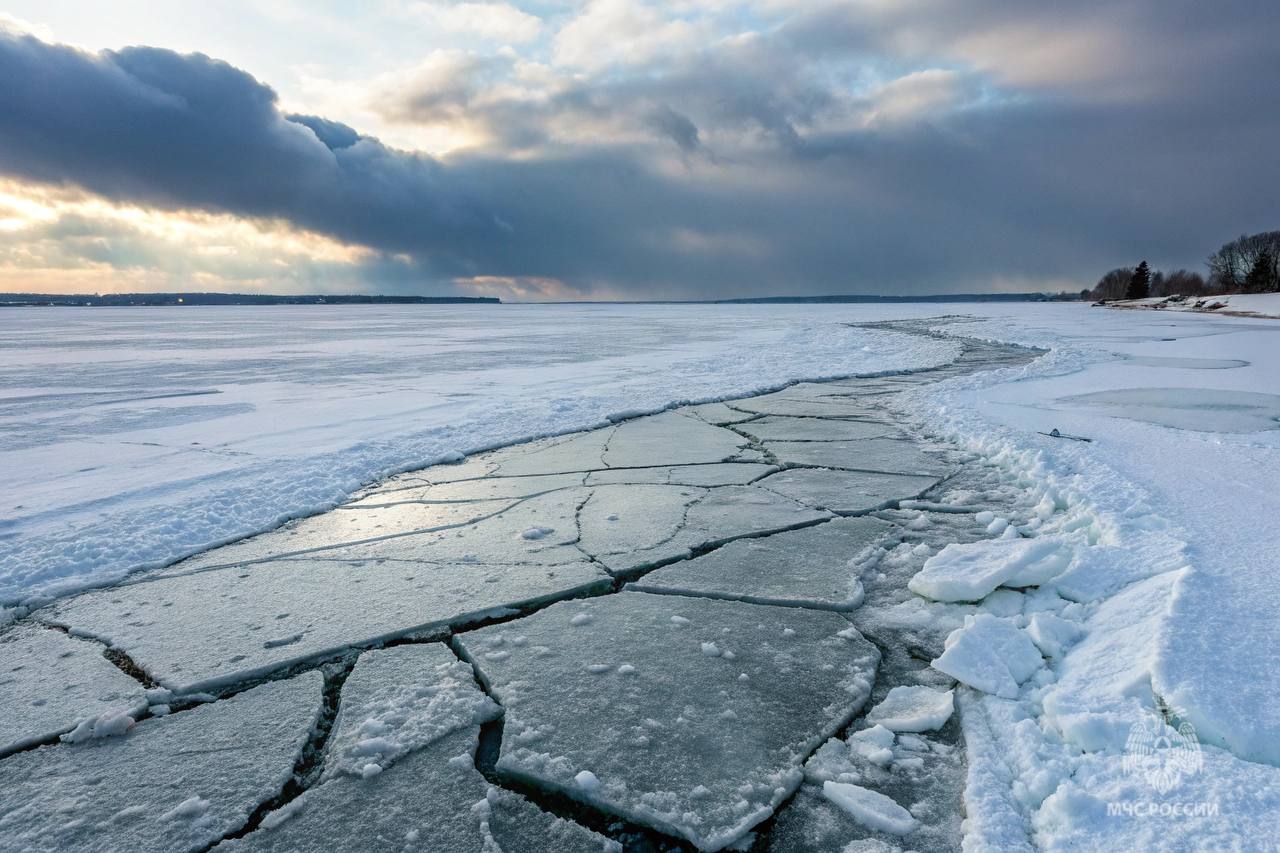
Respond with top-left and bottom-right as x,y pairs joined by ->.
1163,269 -> 1209,297
1087,267 -> 1135,301
1208,231 -> 1280,292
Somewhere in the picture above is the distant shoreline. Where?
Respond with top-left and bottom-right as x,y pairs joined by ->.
0,291 -> 1077,308
0,293 -> 501,307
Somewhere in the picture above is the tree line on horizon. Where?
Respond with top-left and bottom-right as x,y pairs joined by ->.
1082,230 -> 1280,301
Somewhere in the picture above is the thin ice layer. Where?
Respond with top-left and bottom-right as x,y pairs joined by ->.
219,729 -> 618,853
42,554 -> 609,694
630,516 -> 890,610
0,672 -> 322,853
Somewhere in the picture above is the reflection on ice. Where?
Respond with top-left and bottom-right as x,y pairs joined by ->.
1061,388 -> 1280,432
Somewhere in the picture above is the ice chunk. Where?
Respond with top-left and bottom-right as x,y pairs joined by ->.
1026,614 -> 1083,659
822,781 -> 919,836
865,686 -> 955,732
323,644 -> 500,779
908,537 -> 1074,603
0,625 -> 147,754
932,615 -> 1043,698
456,591 -> 879,850
0,673 -> 322,853
631,517 -> 891,610
848,724 -> 896,767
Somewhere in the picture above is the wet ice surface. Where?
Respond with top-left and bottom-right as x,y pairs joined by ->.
221,647 -> 615,853
0,625 -> 148,755
456,591 -> 880,851
630,517 -> 891,610
1060,387 -> 1280,432
0,325 -> 1049,852
0,673 -> 322,853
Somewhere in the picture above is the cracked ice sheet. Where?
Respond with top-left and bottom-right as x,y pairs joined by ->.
0,625 -> 148,754
759,468 -> 942,515
728,394 -> 887,419
736,416 -> 898,443
630,517 -> 891,610
155,498 -> 516,574
41,553 -> 609,693
345,472 -> 587,505
762,438 -> 950,477
601,411 -> 747,468
456,591 -> 880,851
222,645 -> 615,853
323,644 -> 501,779
0,672 -> 322,853
219,729 -> 618,853
584,462 -> 776,487
578,484 -> 831,576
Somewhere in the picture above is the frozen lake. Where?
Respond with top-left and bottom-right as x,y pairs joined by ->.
1,303 -> 961,602
3,303 -> 1280,850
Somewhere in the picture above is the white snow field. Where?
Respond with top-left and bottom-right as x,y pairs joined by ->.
1,302 -> 1279,851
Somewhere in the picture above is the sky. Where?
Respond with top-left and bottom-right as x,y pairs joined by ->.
0,1 -> 1277,301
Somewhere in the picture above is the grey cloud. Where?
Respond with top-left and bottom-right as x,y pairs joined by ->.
2,2 -> 1279,300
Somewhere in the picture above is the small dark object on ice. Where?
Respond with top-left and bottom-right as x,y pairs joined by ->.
1039,428 -> 1093,443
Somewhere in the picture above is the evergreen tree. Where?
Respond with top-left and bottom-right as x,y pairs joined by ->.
1244,251 -> 1277,292
1125,261 -> 1151,299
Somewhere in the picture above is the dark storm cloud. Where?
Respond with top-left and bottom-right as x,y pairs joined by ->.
1,0 -> 1279,299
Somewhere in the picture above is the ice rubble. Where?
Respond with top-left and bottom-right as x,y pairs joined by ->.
822,781 -> 920,836
456,591 -> 880,851
865,686 -> 955,733
0,673 -> 322,852
0,625 -> 148,755
907,536 -> 1077,602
